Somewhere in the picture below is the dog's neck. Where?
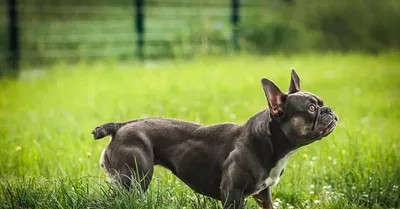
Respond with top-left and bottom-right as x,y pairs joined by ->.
242,109 -> 299,164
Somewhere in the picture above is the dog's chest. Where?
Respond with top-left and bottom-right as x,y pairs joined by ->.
251,149 -> 298,196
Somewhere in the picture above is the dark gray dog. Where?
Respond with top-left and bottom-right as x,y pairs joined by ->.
92,69 -> 338,209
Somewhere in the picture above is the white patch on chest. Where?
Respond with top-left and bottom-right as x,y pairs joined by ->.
251,149 -> 298,196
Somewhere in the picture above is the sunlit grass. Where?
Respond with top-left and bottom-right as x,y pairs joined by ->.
1,53 -> 399,208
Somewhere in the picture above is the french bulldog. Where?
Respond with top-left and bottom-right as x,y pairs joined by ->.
92,69 -> 338,209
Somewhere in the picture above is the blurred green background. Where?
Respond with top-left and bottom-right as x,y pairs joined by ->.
1,0 -> 400,68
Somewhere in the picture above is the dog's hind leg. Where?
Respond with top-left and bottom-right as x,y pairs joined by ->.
106,130 -> 155,192
115,147 -> 154,192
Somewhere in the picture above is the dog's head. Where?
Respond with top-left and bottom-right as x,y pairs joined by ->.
261,69 -> 338,146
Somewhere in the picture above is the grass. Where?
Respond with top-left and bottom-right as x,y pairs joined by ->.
0,53 -> 399,208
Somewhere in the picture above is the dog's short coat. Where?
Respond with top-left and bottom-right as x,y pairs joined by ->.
92,69 -> 338,209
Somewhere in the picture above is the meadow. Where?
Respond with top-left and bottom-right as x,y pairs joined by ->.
0,53 -> 399,209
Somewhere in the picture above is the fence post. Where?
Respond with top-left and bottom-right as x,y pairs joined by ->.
135,0 -> 144,60
6,0 -> 19,71
231,0 -> 240,51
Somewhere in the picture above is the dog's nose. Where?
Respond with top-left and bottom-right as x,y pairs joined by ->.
322,107 -> 332,114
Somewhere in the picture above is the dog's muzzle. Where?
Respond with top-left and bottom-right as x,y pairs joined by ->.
316,107 -> 338,139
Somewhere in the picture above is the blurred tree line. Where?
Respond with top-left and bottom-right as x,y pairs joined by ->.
240,0 -> 400,53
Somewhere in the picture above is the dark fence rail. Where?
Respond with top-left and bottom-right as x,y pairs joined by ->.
0,0 -> 269,70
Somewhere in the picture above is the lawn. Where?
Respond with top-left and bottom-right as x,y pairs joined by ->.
0,53 -> 399,209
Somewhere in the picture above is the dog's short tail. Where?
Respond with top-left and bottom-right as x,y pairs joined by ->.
92,122 -> 126,140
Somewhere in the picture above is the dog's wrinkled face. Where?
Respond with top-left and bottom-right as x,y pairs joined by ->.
282,91 -> 339,145
261,69 -> 339,146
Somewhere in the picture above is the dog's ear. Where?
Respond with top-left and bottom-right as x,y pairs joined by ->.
261,78 -> 287,116
288,68 -> 300,94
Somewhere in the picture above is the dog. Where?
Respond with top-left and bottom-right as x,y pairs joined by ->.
92,69 -> 338,209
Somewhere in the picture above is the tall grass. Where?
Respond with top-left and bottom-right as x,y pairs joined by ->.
0,53 -> 399,208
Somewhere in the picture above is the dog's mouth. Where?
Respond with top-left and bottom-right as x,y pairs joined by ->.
321,120 -> 337,137
315,113 -> 338,140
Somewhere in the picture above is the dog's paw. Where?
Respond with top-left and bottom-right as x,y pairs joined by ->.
92,126 -> 107,139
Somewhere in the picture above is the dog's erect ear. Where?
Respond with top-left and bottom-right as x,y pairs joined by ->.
261,78 -> 287,116
288,68 -> 300,94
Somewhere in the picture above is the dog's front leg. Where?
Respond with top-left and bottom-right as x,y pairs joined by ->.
221,188 -> 244,209
253,187 -> 273,209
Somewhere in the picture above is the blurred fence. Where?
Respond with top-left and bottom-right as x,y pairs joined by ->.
1,0 -> 268,69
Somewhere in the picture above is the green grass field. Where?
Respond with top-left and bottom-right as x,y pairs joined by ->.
1,53 -> 399,209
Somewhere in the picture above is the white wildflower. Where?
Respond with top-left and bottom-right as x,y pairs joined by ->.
322,185 -> 332,190
286,203 -> 294,209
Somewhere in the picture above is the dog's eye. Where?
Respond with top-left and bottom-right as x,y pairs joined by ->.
308,105 -> 316,112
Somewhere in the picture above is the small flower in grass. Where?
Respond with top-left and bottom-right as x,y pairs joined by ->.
322,185 -> 332,190
86,151 -> 92,157
310,184 -> 315,189
310,191 -> 314,195
15,146 -> 22,152
286,203 -> 294,209
303,154 -> 308,159
313,200 -> 320,204
273,198 -> 282,207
